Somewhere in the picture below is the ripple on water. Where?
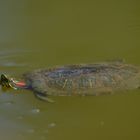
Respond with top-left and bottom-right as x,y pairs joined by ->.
1,100 -> 15,106
1,61 -> 26,67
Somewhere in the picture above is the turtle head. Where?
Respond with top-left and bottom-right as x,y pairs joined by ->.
0,74 -> 28,91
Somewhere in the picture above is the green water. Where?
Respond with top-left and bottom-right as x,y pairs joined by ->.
0,0 -> 140,140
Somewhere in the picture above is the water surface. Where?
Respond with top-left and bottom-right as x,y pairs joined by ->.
0,0 -> 140,140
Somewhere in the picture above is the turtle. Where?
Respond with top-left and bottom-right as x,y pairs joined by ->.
1,61 -> 140,102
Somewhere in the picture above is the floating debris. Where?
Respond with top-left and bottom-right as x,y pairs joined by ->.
48,122 -> 56,128
31,108 -> 40,114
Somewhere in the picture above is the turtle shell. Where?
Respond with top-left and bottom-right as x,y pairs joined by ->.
23,62 -> 140,97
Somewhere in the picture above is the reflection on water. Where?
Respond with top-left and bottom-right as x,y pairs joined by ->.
0,0 -> 140,140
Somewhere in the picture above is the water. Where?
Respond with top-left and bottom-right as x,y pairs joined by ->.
0,0 -> 140,140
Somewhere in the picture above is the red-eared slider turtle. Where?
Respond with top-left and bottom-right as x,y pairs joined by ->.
1,61 -> 140,102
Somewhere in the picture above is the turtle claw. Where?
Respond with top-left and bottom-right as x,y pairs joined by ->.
34,92 -> 54,103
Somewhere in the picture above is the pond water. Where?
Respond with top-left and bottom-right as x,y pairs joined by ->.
0,0 -> 140,140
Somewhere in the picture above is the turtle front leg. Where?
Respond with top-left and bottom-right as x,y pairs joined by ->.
30,80 -> 54,103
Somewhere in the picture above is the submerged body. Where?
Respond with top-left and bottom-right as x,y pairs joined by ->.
22,62 -> 140,100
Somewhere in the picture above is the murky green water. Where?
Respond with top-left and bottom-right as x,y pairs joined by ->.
0,0 -> 140,140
